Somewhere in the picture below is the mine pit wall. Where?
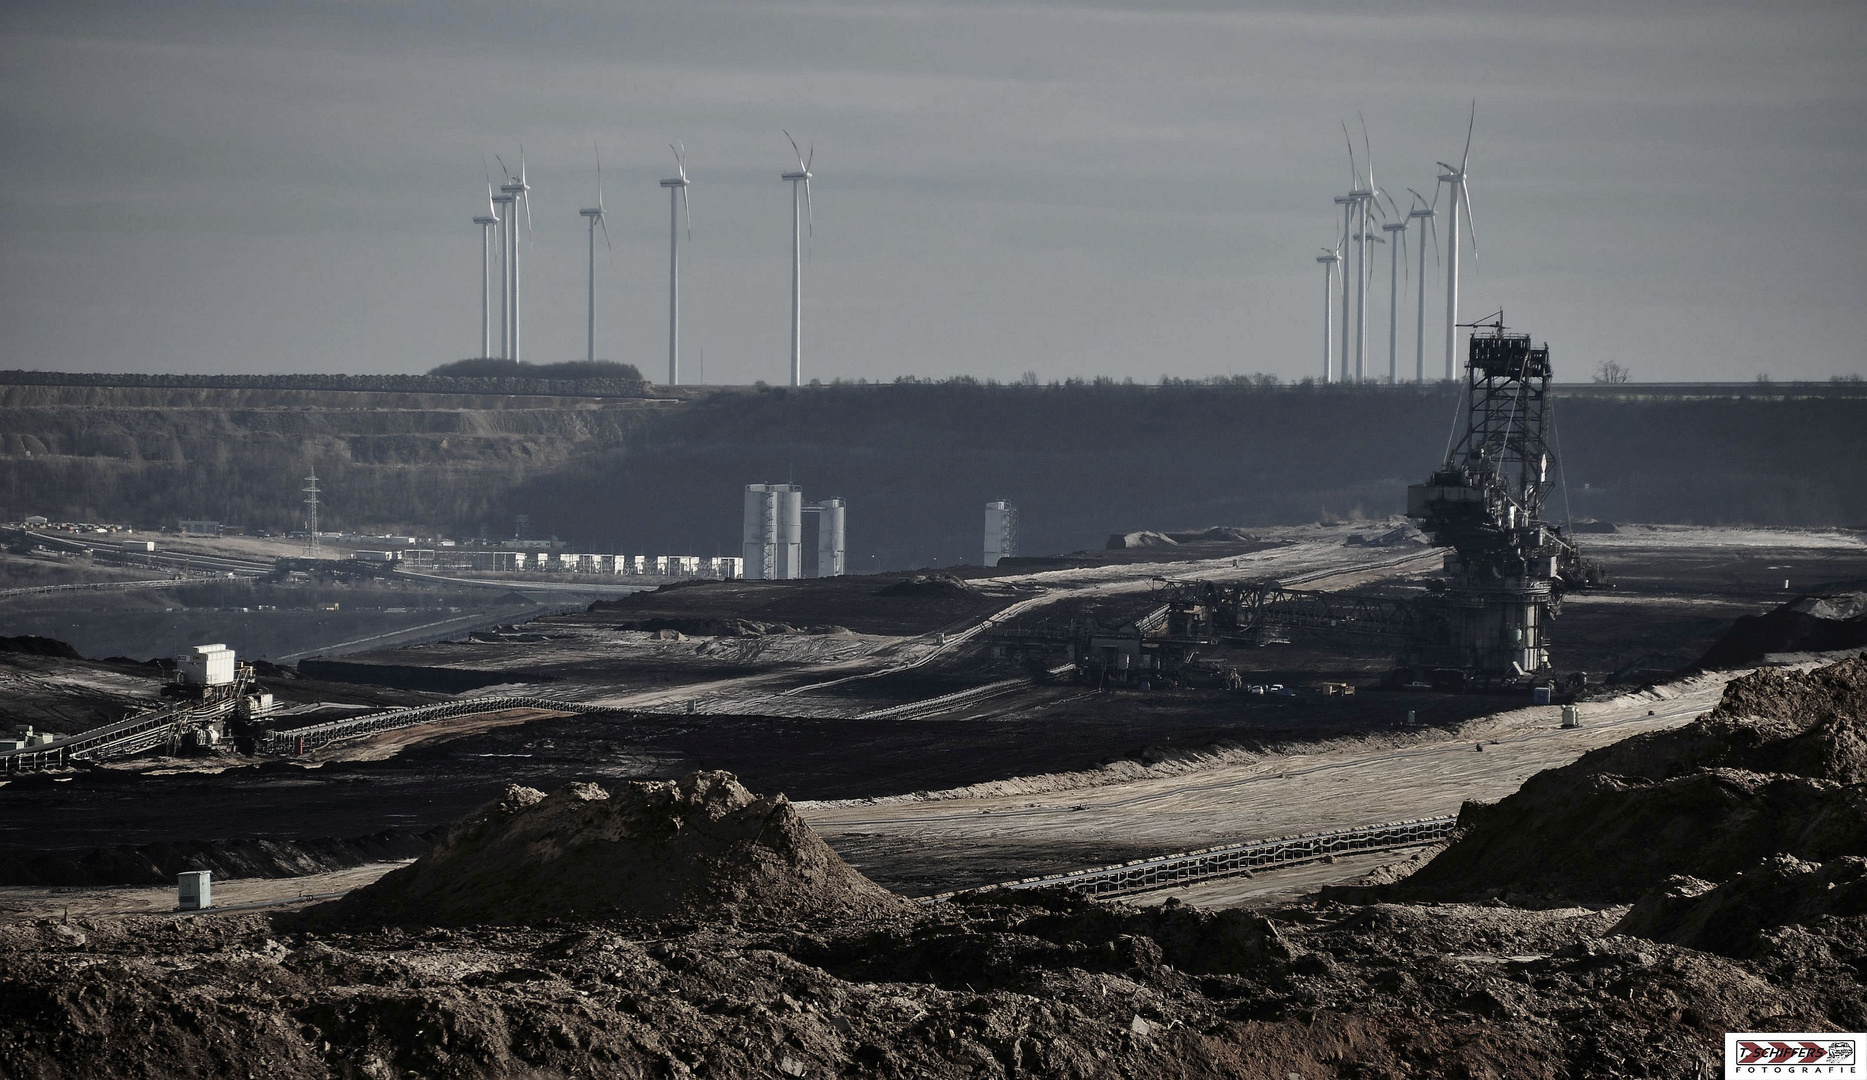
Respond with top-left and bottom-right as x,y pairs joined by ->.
1,380 -> 1862,571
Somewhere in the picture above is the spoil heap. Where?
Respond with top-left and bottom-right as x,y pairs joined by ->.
6,761 -> 1864,1077
1614,854 -> 1867,958
1697,589 -> 1867,669
327,770 -> 908,926
1393,654 -> 1867,906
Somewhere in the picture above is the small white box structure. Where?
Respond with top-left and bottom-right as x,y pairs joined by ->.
177,871 -> 212,911
1561,704 -> 1582,729
177,644 -> 236,687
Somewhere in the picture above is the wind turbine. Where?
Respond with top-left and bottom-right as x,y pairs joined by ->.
781,131 -> 814,389
473,181 -> 496,359
1316,243 -> 1342,383
1380,192 -> 1409,385
1332,193 -> 1355,383
491,184 -> 515,360
498,150 -> 533,363
578,148 -> 611,366
1407,188 -> 1440,383
1437,103 -> 1479,381
660,143 -> 692,385
1349,117 -> 1381,383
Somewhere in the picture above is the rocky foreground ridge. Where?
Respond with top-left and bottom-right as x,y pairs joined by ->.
1,659 -> 1864,1078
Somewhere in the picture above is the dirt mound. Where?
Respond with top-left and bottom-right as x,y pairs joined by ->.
324,771 -> 908,926
1698,591 -> 1867,669
5,887 -> 1862,1079
1614,855 -> 1867,957
1105,530 -> 1177,549
876,573 -> 973,597
0,635 -> 82,659
1543,655 -> 1867,787
1391,656 -> 1867,905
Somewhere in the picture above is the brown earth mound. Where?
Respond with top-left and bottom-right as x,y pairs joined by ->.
1614,854 -> 1867,957
323,771 -> 908,926
1391,655 -> 1867,906
1698,590 -> 1867,669
0,635 -> 82,659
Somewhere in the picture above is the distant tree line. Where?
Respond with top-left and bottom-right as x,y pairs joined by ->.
425,358 -> 644,382
0,369 -> 651,398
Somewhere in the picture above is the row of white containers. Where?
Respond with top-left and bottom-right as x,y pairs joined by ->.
435,551 -> 743,577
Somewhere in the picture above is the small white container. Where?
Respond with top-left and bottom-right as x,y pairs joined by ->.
178,871 -> 212,911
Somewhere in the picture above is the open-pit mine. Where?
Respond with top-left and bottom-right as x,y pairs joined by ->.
1,369 -> 1865,1077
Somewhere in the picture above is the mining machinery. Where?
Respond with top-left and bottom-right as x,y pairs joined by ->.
1401,313 -> 1596,682
988,315 -> 1596,692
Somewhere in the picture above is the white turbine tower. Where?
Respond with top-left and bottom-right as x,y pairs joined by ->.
1380,192 -> 1409,385
1348,118 -> 1380,382
473,183 -> 496,359
578,149 -> 611,365
1437,104 -> 1479,381
1316,243 -> 1341,382
781,131 -> 814,389
498,151 -> 533,363
1332,193 -> 1355,383
1407,187 -> 1440,383
492,188 -> 514,359
660,144 -> 693,386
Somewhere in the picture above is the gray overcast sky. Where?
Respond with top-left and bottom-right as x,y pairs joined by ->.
2,0 -> 1863,384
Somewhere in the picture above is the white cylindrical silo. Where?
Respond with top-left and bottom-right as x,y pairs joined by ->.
775,484 -> 804,579
816,498 -> 846,577
742,484 -> 777,580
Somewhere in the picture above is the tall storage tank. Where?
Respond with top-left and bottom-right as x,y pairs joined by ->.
815,498 -> 846,577
775,485 -> 804,580
984,501 -> 1019,567
742,484 -> 776,580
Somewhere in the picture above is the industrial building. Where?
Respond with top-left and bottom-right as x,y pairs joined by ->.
984,501 -> 1019,567
742,483 -> 845,580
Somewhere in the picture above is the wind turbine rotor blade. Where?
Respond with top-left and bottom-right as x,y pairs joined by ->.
1461,99 -> 1475,172
1429,214 -> 1441,266
806,143 -> 814,171
495,154 -> 512,182
784,129 -> 804,170
522,191 -> 533,236
1341,121 -> 1358,185
1359,111 -> 1373,186
804,179 -> 813,238
596,146 -> 604,209
599,215 -> 612,254
1463,185 -> 1478,267
680,186 -> 692,240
